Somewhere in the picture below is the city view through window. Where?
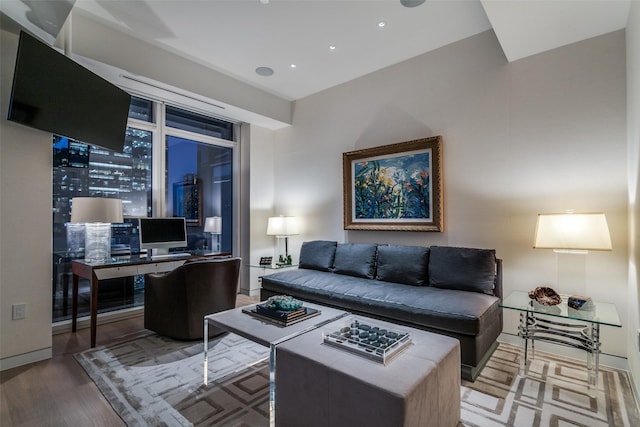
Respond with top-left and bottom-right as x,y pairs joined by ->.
52,97 -> 236,323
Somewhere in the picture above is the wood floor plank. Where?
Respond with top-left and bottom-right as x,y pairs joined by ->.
1,294 -> 259,426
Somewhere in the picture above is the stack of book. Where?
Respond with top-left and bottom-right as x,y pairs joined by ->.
255,304 -> 307,322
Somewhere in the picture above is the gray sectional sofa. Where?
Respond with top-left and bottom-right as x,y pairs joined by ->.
260,240 -> 503,381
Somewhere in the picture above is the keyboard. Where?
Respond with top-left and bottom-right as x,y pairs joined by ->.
150,252 -> 191,260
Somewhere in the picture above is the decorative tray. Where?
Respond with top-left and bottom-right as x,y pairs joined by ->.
242,305 -> 321,327
322,317 -> 412,365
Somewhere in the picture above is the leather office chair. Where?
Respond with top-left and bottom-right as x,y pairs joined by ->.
144,257 -> 241,340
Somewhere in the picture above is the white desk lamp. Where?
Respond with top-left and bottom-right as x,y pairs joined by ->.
533,212 -> 612,294
204,216 -> 222,252
267,215 -> 299,264
70,197 -> 123,263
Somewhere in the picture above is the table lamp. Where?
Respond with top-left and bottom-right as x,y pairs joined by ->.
533,212 -> 612,294
70,197 -> 123,263
204,216 -> 222,252
533,212 -> 612,254
267,215 -> 299,264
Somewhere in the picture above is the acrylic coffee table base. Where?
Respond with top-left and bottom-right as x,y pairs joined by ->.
203,304 -> 350,427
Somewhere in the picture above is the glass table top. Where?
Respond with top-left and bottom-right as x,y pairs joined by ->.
501,290 -> 621,327
71,250 -> 227,267
248,264 -> 298,270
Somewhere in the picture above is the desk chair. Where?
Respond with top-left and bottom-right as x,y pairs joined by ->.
144,257 -> 240,340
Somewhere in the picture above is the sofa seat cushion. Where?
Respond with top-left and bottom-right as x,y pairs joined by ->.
261,270 -> 500,336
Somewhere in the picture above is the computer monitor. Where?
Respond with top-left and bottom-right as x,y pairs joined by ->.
139,217 -> 187,255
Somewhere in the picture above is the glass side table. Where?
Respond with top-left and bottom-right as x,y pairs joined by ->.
500,291 -> 621,394
248,263 -> 298,270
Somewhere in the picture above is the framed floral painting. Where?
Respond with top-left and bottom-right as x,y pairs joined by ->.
342,136 -> 442,232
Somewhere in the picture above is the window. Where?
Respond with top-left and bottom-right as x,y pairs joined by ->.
164,105 -> 235,253
166,136 -> 233,252
128,96 -> 155,123
52,128 -> 153,322
52,97 -> 237,323
166,106 -> 233,139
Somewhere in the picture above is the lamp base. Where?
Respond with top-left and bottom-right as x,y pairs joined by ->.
84,223 -> 111,263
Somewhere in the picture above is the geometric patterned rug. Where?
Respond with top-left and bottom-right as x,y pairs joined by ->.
75,333 -> 640,427
74,331 -> 270,426
461,344 -> 640,427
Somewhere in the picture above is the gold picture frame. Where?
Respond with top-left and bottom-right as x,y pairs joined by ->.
343,136 -> 443,232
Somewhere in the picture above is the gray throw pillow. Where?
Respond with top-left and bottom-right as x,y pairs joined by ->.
299,240 -> 337,271
428,246 -> 496,295
333,243 -> 378,279
376,245 -> 430,286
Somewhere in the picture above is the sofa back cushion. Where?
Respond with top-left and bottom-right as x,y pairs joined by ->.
299,240 -> 337,272
333,243 -> 378,279
376,245 -> 430,286
429,246 -> 496,295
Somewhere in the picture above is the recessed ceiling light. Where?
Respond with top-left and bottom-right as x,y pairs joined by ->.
290,64 -> 297,69
259,0 -> 269,4
255,66 -> 274,76
329,45 -> 336,51
378,21 -> 386,28
400,0 -> 426,7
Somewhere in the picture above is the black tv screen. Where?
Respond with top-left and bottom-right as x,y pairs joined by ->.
7,31 -> 131,152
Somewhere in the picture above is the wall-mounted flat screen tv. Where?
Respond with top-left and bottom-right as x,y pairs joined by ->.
7,31 -> 131,153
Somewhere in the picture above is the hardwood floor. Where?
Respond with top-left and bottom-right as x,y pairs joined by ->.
0,294 -> 259,427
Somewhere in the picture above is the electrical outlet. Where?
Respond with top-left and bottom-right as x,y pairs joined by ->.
12,303 -> 26,320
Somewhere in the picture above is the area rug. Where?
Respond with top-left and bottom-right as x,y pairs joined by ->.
75,333 -> 640,427
74,331 -> 270,426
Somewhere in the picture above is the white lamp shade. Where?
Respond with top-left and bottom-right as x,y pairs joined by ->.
70,197 -> 123,223
204,216 -> 222,234
267,216 -> 299,237
533,213 -> 612,251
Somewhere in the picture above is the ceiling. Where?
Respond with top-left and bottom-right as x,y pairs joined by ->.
1,0 -> 633,102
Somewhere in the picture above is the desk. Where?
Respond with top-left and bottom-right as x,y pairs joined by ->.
501,291 -> 621,394
72,251 -> 224,347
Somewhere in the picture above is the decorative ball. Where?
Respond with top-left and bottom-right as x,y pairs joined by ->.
264,295 -> 303,311
528,286 -> 562,306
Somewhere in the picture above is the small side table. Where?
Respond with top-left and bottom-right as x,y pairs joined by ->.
500,291 -> 621,394
249,263 -> 298,271
249,263 -> 298,283
247,263 -> 298,296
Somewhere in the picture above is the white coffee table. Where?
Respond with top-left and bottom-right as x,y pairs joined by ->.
204,301 -> 350,426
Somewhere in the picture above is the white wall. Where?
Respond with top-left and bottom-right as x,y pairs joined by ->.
245,124 -> 277,295
0,30 -> 53,368
271,30 -> 629,358
626,0 -> 640,391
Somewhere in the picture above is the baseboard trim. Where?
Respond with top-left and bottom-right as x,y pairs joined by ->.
0,347 -> 52,372
52,306 -> 144,335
